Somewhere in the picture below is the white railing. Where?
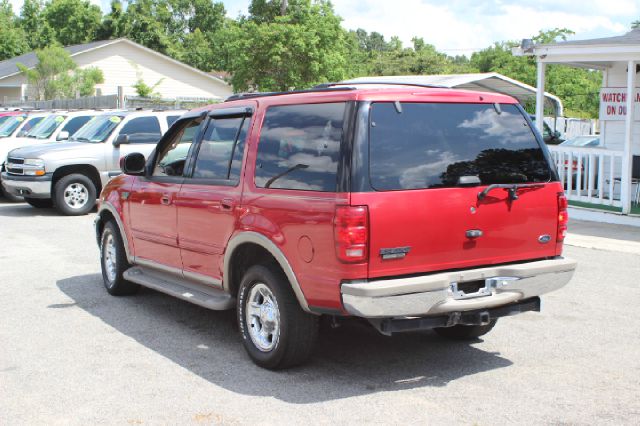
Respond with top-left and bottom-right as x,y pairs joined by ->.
548,146 -> 624,207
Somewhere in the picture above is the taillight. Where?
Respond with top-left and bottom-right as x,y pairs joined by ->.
334,205 -> 369,263
557,193 -> 568,241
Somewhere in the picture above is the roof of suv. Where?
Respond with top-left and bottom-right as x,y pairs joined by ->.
221,84 -> 518,108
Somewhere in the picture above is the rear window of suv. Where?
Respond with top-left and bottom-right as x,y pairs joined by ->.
369,102 -> 551,191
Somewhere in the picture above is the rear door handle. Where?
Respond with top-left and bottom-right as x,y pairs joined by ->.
221,198 -> 234,210
161,195 -> 171,205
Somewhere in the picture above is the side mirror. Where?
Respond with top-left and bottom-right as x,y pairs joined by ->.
553,131 -> 562,138
56,131 -> 69,141
113,134 -> 129,146
17,130 -> 27,137
120,153 -> 146,176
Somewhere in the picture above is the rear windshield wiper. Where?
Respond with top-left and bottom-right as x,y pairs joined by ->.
478,183 -> 545,201
264,164 -> 309,188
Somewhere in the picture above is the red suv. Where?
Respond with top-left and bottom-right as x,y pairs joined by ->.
95,84 -> 577,369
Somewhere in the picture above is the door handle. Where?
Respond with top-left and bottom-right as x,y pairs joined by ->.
220,198 -> 234,210
161,195 -> 171,205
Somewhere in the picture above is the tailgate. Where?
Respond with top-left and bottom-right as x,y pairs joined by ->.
353,183 -> 561,278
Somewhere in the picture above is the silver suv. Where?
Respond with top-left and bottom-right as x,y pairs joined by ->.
1,110 -> 185,215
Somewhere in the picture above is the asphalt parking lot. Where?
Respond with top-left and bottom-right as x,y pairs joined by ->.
1,199 -> 639,424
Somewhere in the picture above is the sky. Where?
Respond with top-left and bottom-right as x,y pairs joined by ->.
8,0 -> 638,56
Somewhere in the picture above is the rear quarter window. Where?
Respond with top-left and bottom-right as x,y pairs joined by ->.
119,116 -> 162,144
62,116 -> 92,136
254,102 -> 345,192
369,102 -> 551,191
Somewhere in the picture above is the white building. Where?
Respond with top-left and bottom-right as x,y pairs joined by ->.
0,38 -> 233,102
521,29 -> 640,219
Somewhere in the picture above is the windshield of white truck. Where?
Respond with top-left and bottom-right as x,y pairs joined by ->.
0,115 -> 27,137
25,115 -> 67,139
71,115 -> 124,143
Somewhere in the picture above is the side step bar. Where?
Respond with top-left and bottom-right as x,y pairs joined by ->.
123,266 -> 235,310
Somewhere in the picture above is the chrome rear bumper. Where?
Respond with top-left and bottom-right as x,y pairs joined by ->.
341,258 -> 577,318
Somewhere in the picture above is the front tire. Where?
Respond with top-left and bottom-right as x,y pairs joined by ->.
0,185 -> 23,202
54,174 -> 96,216
434,319 -> 498,340
24,197 -> 53,208
237,264 -> 318,370
100,221 -> 139,296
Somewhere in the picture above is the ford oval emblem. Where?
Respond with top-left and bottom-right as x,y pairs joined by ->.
538,234 -> 552,244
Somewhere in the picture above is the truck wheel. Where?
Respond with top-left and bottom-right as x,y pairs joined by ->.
24,197 -> 53,208
0,185 -> 22,202
237,264 -> 318,370
54,174 -> 96,216
434,319 -> 497,340
100,221 -> 139,296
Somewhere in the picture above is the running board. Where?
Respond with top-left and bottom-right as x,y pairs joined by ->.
123,266 -> 235,310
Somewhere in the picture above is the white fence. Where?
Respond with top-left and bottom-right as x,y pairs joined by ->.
548,145 -> 624,207
544,117 -> 598,139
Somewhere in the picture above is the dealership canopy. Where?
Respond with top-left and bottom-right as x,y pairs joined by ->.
518,28 -> 640,214
342,73 -> 563,116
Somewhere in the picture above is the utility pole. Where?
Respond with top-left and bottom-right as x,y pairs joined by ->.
280,0 -> 288,15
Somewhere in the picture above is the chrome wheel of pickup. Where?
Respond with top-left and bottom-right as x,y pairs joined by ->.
63,182 -> 89,209
103,233 -> 117,284
246,283 -> 281,352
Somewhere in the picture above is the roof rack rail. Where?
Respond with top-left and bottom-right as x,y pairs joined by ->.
314,81 -> 449,90
224,86 -> 356,102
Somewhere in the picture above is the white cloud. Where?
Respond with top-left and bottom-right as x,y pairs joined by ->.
334,0 -> 634,55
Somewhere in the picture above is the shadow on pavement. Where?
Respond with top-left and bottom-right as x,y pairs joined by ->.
0,202 -> 59,217
57,273 -> 513,403
569,219 -> 640,243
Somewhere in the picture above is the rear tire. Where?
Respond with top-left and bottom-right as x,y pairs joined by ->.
100,221 -> 139,296
24,197 -> 53,208
237,264 -> 318,369
54,173 -> 96,216
434,319 -> 497,340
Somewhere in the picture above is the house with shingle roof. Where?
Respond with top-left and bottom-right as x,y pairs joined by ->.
0,38 -> 233,103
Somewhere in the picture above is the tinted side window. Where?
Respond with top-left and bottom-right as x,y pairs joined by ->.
119,116 -> 162,144
154,118 -> 202,177
192,116 -> 248,182
62,116 -> 92,135
369,103 -> 551,191
167,115 -> 180,127
254,103 -> 345,192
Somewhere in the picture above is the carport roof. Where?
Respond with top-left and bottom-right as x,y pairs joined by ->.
342,73 -> 563,115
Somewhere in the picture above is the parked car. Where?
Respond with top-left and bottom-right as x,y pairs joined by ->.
0,112 -> 48,201
2,110 -> 185,214
0,110 -> 100,202
530,115 -> 564,145
0,112 -> 48,139
559,135 -> 600,148
93,85 -> 577,369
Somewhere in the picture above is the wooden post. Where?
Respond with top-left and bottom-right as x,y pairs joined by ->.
117,86 -> 125,109
621,60 -> 636,214
535,60 -> 546,135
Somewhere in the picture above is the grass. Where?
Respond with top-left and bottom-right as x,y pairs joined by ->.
569,200 -> 640,215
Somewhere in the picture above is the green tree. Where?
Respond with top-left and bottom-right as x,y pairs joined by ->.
222,0 -> 352,91
0,0 -> 29,60
98,0 -> 128,40
19,0 -> 54,50
469,28 -> 600,117
17,45 -> 103,100
43,0 -> 102,45
183,28 -> 214,71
